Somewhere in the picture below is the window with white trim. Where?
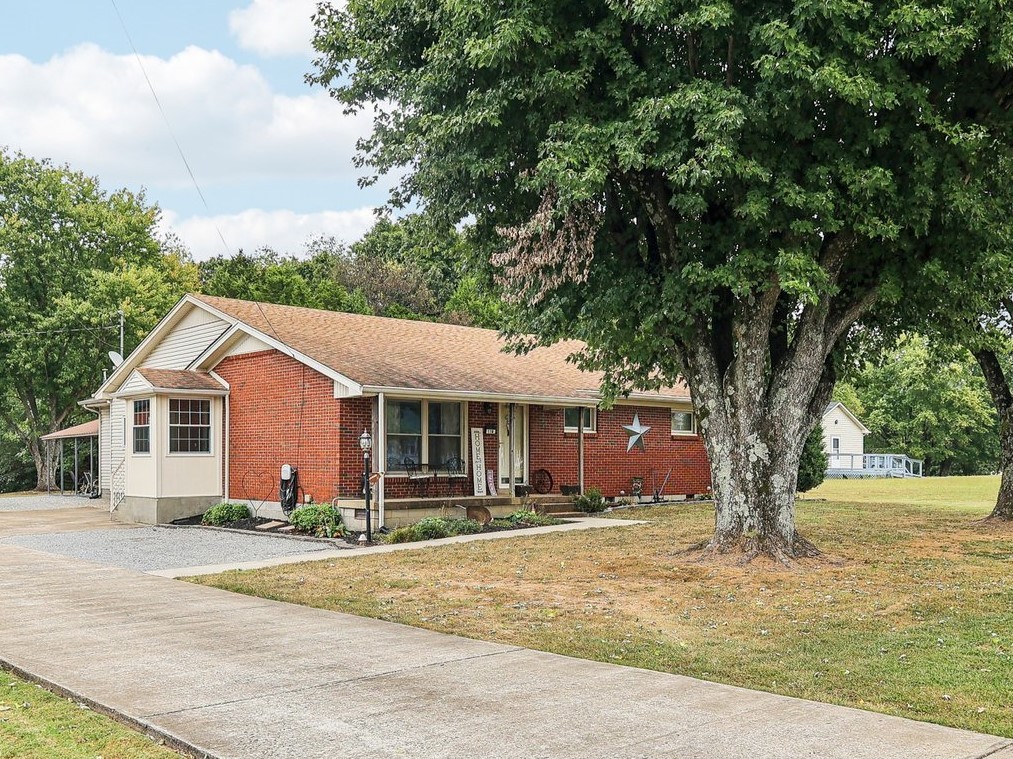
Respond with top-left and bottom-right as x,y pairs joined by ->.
671,409 -> 696,435
385,399 -> 464,470
563,407 -> 596,432
169,398 -> 211,453
132,399 -> 150,454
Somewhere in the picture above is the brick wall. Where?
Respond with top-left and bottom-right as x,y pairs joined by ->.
215,349 -> 369,504
215,349 -> 710,503
529,405 -> 711,498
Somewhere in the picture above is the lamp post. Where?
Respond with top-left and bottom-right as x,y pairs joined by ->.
359,429 -> 373,543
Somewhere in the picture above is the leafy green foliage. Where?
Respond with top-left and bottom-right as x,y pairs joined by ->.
499,509 -> 564,527
839,336 -> 1000,476
289,504 -> 344,537
312,0 -> 1013,551
201,502 -> 252,526
383,516 -> 482,543
797,428 -> 827,493
572,487 -> 606,513
0,150 -> 199,489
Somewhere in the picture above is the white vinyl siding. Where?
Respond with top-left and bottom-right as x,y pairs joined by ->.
108,398 -> 127,493
119,371 -> 150,395
143,308 -> 229,369
821,406 -> 866,458
99,407 -> 111,491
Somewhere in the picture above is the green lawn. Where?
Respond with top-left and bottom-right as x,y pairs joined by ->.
806,474 -> 1000,511
191,475 -> 1013,737
0,670 -> 179,759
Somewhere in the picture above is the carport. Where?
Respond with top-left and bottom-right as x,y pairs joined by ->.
42,419 -> 100,497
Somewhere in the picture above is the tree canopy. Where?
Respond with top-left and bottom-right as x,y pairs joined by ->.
313,0 -> 1013,559
837,336 -> 1000,477
0,150 -> 199,489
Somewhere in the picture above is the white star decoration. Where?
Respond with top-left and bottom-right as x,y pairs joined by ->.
623,414 -> 651,453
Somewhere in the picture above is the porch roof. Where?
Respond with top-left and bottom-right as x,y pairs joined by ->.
41,419 -> 99,441
192,295 -> 691,405
136,368 -> 227,392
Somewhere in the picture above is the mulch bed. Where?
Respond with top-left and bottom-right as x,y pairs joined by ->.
171,513 -> 569,547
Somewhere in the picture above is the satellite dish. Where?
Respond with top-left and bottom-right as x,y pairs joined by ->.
108,351 -> 124,367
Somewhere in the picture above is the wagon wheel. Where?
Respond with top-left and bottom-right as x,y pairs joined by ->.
531,468 -> 553,495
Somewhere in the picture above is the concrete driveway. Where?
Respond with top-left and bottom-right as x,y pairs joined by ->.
0,494 -> 130,538
1,544 -> 1010,759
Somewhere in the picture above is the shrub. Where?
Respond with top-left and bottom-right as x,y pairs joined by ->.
572,487 -> 606,513
201,502 -> 251,526
290,504 -> 344,538
797,427 -> 828,493
503,509 -> 563,527
382,516 -> 481,544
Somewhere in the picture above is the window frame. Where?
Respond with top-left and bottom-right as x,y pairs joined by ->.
132,398 -> 151,455
167,397 -> 213,456
671,409 -> 697,436
562,407 -> 597,433
384,398 -> 466,475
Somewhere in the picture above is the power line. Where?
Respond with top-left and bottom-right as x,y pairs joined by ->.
108,0 -> 231,258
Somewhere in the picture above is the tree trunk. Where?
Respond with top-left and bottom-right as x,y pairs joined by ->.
30,437 -> 52,492
974,348 -> 1013,520
682,285 -> 841,563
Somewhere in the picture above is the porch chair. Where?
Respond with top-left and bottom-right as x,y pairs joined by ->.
442,455 -> 467,496
403,456 -> 434,496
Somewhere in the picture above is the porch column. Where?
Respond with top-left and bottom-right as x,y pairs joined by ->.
59,441 -> 64,495
577,410 -> 585,496
377,392 -> 386,528
74,438 -> 79,495
507,403 -> 515,497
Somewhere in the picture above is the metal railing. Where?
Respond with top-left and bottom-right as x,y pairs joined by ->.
826,453 -> 923,478
110,458 -> 126,513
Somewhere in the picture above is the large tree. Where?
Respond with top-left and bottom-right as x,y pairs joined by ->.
0,151 -> 198,489
313,1 -> 1012,559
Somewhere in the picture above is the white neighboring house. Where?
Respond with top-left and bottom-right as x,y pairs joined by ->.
821,401 -> 870,469
821,401 -> 923,478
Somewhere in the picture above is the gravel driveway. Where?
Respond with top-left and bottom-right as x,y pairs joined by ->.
0,526 -> 336,572
0,494 -> 97,512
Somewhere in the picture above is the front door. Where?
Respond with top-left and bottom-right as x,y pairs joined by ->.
498,404 -> 527,490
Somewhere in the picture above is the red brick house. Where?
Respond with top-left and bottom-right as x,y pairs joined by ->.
83,295 -> 710,525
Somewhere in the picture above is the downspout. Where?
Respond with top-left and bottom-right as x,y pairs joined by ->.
223,394 -> 230,501
578,409 -> 585,496
377,391 -> 386,529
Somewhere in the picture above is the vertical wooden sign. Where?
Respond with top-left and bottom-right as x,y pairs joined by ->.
470,427 -> 486,496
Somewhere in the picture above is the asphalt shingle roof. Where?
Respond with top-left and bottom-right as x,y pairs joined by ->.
191,294 -> 690,403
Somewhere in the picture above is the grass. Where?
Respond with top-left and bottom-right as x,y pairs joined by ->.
190,475 -> 1013,737
0,670 -> 179,759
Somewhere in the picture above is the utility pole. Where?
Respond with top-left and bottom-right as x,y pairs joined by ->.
118,309 -> 124,359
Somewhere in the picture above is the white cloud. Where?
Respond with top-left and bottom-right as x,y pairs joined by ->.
0,43 -> 373,191
229,0 -> 323,58
161,207 -> 378,260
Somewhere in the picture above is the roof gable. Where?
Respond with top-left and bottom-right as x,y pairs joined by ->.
823,401 -> 871,435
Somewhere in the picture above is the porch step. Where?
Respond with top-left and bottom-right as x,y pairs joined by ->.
534,500 -> 579,515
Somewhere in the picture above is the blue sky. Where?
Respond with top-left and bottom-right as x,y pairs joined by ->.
0,0 -> 385,258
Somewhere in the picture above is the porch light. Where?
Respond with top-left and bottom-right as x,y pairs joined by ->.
358,429 -> 372,452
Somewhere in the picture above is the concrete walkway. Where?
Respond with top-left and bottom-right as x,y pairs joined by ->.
1,546 -> 1010,759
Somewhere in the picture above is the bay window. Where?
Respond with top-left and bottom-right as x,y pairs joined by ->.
169,398 -> 211,453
